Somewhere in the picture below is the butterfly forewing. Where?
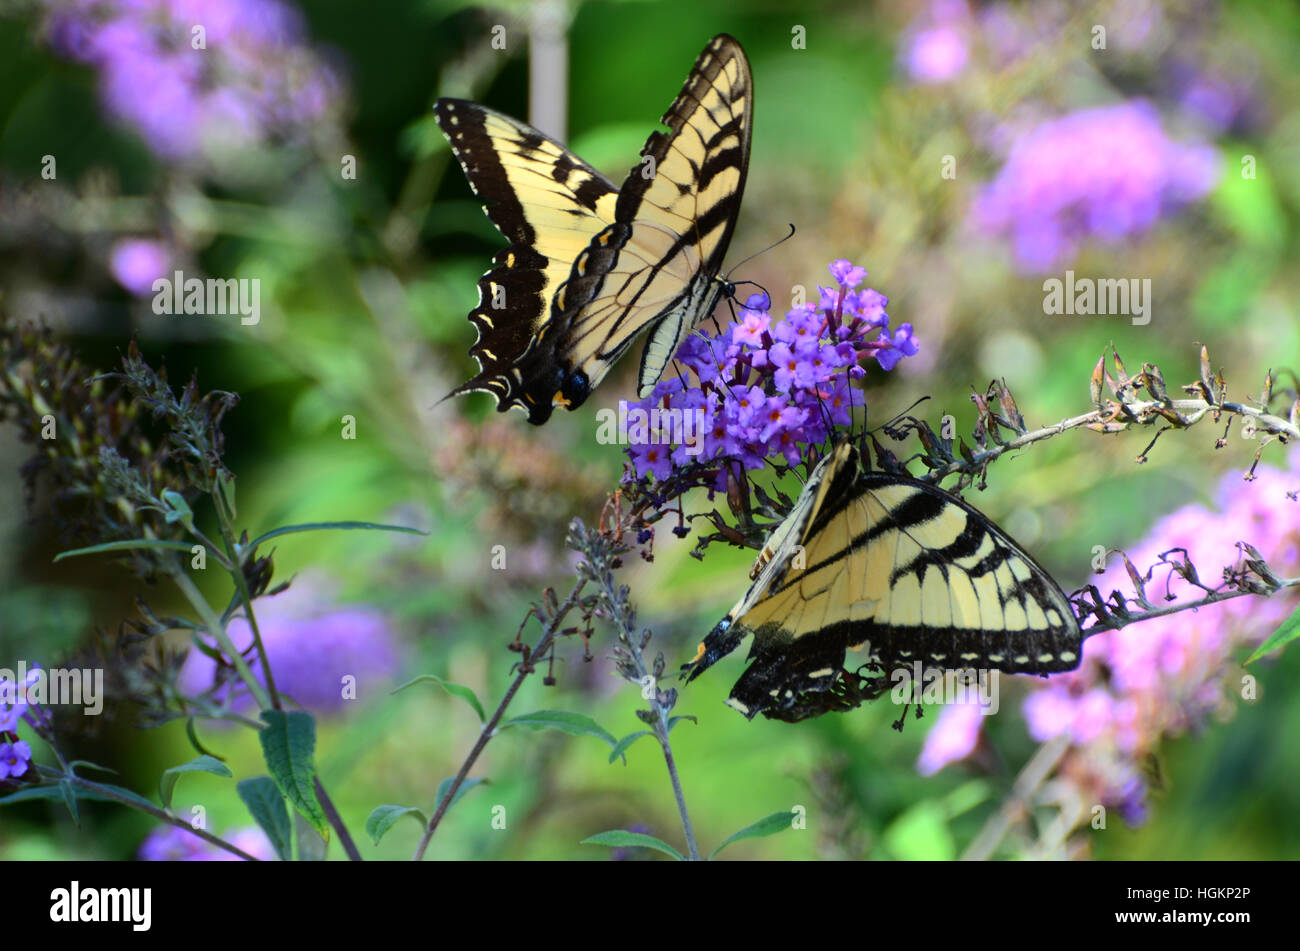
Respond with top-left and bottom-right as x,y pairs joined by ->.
541,34 -> 755,401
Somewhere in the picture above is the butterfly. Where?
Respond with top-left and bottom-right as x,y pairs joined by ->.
434,34 -> 753,424
682,440 -> 1083,721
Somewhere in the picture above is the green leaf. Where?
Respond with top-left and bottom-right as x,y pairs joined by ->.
393,674 -> 486,722
53,539 -> 197,562
160,489 -> 195,531
667,715 -> 697,732
501,710 -> 618,748
708,811 -> 795,860
217,470 -> 237,520
159,755 -> 233,811
1244,602 -> 1300,664
246,520 -> 426,553
580,830 -> 684,861
237,777 -> 291,861
433,776 -> 485,815
608,730 -> 652,764
365,805 -> 429,845
59,781 -> 79,824
66,760 -> 118,777
184,717 -> 225,760
296,813 -> 328,862
257,711 -> 327,838
883,801 -> 955,860
0,781 -> 155,815
0,785 -> 71,806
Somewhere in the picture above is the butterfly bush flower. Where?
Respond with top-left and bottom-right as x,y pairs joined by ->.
973,101 -> 1221,272
179,576 -> 402,716
916,699 -> 985,777
919,448 -> 1300,824
138,824 -> 276,861
41,0 -> 342,164
622,261 -> 919,485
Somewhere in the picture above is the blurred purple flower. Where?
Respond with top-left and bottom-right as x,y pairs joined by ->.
621,261 -> 919,483
973,102 -> 1221,272
179,576 -> 402,716
916,701 -> 985,775
138,824 -> 276,861
905,27 -> 968,84
900,0 -> 972,84
41,0 -> 342,164
109,238 -> 170,296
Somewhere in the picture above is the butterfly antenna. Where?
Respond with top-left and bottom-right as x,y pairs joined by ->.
723,222 -> 797,281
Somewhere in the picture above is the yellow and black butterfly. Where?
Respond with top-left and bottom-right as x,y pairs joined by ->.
682,441 -> 1083,721
434,34 -> 753,424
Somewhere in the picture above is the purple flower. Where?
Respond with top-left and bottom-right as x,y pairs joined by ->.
733,310 -> 769,347
1014,446 -> 1300,824
828,259 -> 868,289
0,690 -> 27,732
874,324 -> 920,371
623,260 -> 917,483
629,441 -> 673,481
40,0 -> 342,167
917,701 -> 985,776
0,740 -> 32,780
973,102 -> 1221,272
179,576 -> 402,716
905,27 -> 968,84
110,239 -> 170,296
138,824 -> 276,861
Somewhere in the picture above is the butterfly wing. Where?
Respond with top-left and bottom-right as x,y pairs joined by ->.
433,99 -> 619,419
687,448 -> 1083,720
546,34 -> 754,407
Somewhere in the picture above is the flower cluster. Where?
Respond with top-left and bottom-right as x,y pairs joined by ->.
919,447 -> 1300,825
138,824 -> 276,861
623,261 -> 919,484
42,0 -> 342,164
973,102 -> 1220,272
179,574 -> 402,716
0,666 -> 45,783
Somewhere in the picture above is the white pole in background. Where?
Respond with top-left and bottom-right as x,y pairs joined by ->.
528,0 -> 569,142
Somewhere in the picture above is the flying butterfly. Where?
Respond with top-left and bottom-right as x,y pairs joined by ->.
434,34 -> 753,424
682,440 -> 1084,721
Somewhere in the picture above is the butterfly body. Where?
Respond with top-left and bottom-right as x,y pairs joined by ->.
684,442 -> 1084,720
436,35 -> 752,423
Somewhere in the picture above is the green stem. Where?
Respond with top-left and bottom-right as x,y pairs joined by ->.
168,566 -> 272,711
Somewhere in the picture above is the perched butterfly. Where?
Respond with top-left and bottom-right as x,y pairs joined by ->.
682,440 -> 1083,721
434,34 -> 753,424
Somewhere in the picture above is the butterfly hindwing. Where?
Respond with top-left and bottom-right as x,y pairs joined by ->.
684,444 -> 1083,720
